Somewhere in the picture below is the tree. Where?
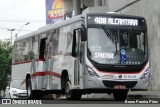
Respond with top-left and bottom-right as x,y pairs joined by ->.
0,40 -> 12,91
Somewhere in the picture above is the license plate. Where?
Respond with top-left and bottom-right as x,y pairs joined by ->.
114,85 -> 126,89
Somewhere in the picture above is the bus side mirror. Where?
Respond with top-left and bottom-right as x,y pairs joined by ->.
81,27 -> 87,41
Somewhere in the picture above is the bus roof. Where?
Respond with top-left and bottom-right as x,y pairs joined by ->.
14,13 -> 145,42
14,15 -> 83,42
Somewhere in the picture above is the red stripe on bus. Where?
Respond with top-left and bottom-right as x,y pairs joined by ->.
12,59 -> 44,65
31,71 -> 61,78
20,71 -> 60,86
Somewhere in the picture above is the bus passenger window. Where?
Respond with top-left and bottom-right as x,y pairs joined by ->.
39,38 -> 47,60
66,32 -> 73,54
72,30 -> 77,57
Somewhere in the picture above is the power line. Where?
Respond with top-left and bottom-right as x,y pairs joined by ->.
0,27 -> 32,32
115,0 -> 140,12
0,18 -> 45,23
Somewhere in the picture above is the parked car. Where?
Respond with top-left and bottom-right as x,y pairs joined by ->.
5,84 -> 27,99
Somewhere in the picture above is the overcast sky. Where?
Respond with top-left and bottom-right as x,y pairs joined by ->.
0,0 -> 46,41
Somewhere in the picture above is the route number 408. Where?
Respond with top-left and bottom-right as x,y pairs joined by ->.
94,17 -> 107,24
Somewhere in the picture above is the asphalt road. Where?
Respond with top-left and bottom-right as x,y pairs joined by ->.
1,91 -> 160,104
42,98 -> 122,104
40,94 -> 156,104
14,95 -> 160,104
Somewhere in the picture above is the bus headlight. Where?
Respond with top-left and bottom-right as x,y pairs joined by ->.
140,68 -> 150,79
86,66 -> 99,78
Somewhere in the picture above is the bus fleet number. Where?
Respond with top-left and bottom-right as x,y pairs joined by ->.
94,17 -> 107,24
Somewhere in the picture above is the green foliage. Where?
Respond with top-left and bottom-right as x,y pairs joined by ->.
0,40 -> 12,91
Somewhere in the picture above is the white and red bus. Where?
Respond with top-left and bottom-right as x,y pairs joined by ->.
11,13 -> 150,100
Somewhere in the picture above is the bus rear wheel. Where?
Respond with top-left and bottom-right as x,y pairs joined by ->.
113,90 -> 128,101
65,81 -> 82,100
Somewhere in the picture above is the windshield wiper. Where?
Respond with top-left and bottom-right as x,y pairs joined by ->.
102,26 -> 115,43
102,26 -> 119,56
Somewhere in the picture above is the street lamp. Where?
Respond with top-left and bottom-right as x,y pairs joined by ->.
7,29 -> 15,45
16,22 -> 30,37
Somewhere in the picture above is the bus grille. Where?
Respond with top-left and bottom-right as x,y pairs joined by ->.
96,67 -> 142,73
91,60 -> 148,73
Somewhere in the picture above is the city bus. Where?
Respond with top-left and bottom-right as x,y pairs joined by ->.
12,13 -> 150,100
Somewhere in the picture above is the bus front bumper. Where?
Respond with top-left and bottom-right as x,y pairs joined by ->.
84,76 -> 149,90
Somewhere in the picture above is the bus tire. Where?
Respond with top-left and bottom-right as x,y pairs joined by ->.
65,81 -> 82,100
26,79 -> 43,99
113,90 -> 128,101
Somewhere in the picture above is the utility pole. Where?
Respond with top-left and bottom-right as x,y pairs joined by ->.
73,0 -> 81,16
7,29 -> 15,45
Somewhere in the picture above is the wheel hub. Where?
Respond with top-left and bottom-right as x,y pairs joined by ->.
27,85 -> 31,97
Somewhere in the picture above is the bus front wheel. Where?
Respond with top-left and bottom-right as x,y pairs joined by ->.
113,90 -> 128,101
65,81 -> 82,100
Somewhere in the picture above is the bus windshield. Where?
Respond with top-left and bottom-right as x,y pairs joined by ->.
87,27 -> 148,65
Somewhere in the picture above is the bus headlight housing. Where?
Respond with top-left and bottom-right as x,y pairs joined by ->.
86,66 -> 99,78
140,68 -> 150,79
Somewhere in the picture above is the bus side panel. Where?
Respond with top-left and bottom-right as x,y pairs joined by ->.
12,62 -> 32,90
30,60 -> 44,90
48,56 -> 76,90
11,60 -> 46,91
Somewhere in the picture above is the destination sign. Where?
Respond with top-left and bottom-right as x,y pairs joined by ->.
87,16 -> 141,26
